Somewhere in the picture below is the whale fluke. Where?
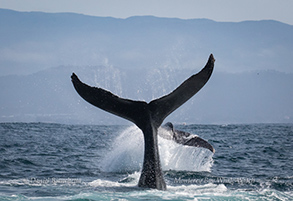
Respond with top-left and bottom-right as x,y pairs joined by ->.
71,54 -> 215,190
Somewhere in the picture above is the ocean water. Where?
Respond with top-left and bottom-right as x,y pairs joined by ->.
0,122 -> 292,200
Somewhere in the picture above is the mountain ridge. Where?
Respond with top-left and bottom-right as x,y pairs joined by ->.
1,8 -> 293,75
1,64 -> 292,124
0,8 -> 292,124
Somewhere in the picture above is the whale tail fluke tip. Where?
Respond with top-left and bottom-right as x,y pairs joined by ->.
209,54 -> 215,63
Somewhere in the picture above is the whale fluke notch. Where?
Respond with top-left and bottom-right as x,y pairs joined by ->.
71,54 -> 214,130
71,54 -> 215,190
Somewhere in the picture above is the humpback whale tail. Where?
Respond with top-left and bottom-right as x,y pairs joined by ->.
71,54 -> 215,190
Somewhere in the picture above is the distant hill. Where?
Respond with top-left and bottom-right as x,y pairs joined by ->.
0,65 -> 292,124
0,9 -> 293,124
1,8 -> 293,75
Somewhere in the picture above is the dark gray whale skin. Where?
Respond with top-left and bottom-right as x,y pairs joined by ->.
71,54 -> 215,190
161,122 -> 215,153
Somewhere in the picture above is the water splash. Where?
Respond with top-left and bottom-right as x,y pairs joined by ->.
100,126 -> 144,172
100,125 -> 214,173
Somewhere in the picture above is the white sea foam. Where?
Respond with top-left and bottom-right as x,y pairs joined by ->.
89,171 -> 140,188
89,175 -> 228,201
100,125 -> 214,172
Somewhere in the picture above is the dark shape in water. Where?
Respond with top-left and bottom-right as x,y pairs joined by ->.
71,54 -> 215,190
161,122 -> 215,153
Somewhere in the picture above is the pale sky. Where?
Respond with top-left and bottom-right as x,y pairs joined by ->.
0,0 -> 293,25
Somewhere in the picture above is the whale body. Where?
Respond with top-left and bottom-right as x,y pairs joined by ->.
161,122 -> 215,153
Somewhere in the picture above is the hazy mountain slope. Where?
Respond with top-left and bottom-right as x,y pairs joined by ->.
1,65 -> 292,124
1,9 -> 293,75
1,9 -> 293,124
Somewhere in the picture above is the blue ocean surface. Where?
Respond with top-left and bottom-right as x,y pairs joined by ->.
0,122 -> 292,200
